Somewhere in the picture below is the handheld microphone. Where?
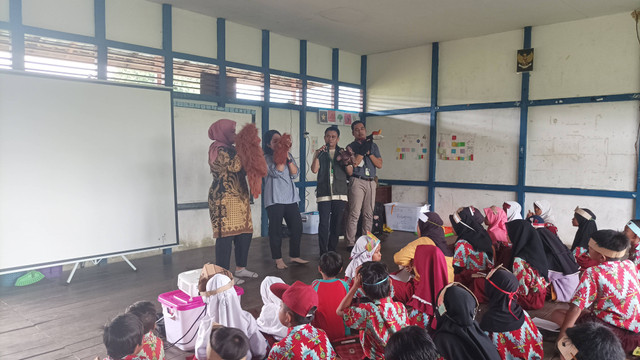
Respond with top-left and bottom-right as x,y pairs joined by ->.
325,142 -> 331,152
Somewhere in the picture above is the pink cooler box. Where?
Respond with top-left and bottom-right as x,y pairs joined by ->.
158,290 -> 205,351
158,286 -> 245,351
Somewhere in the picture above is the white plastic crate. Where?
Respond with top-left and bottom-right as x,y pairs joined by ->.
301,211 -> 320,234
157,290 -> 205,351
384,203 -> 430,232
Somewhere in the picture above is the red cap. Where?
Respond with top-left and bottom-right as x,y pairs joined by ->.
270,281 -> 318,318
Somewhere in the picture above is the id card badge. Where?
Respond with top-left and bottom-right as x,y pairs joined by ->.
365,168 -> 370,176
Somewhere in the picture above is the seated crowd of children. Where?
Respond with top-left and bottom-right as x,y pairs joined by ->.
100,201 -> 640,360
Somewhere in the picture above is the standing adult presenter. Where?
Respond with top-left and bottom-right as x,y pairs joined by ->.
345,121 -> 382,248
263,130 -> 309,269
208,119 -> 258,279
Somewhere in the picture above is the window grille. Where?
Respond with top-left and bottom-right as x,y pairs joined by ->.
107,48 -> 164,86
307,80 -> 334,108
227,66 -> 264,101
0,29 -> 10,70
24,34 -> 97,78
173,58 -> 220,95
269,74 -> 302,105
338,85 -> 363,112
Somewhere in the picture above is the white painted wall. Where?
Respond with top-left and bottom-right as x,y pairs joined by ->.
226,21 -> 262,67
0,0 -> 9,22
307,42 -> 333,79
527,101 -> 639,191
530,13 -> 640,100
391,185 -> 429,204
523,193 -> 634,246
366,114 -> 430,181
270,32 -> 299,73
339,50 -> 361,84
172,7 -> 217,59
366,45 -> 431,111
106,0 -> 162,49
439,30 -> 522,105
22,0 -> 94,37
434,189 -> 516,227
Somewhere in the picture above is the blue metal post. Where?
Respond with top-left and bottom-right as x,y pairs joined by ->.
332,48 -> 339,108
94,0 -> 106,79
162,4 -> 172,89
360,55 -> 367,123
427,43 -> 439,208
261,30 -> 270,236
299,40 -> 308,213
517,27 -> 532,215
9,0 -> 23,70
217,18 -> 226,107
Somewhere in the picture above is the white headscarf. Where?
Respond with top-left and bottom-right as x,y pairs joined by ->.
504,201 -> 523,222
534,200 -> 555,224
345,234 -> 380,279
256,276 -> 288,340
194,274 -> 267,360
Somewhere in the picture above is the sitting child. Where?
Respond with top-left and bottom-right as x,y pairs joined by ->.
125,301 -> 164,360
432,283 -> 500,360
207,324 -> 250,360
405,245 -> 449,329
555,229 -> 640,354
479,267 -> 544,360
526,200 -> 555,225
536,226 -> 580,303
484,206 -> 508,245
102,313 -> 144,360
506,220 -> 549,310
256,276 -> 289,341
385,326 -> 441,360
571,207 -> 598,269
502,201 -> 522,222
623,219 -> 640,273
268,281 -> 336,359
557,322 -> 625,360
337,261 -> 409,359
195,274 -> 267,360
344,233 -> 382,282
311,251 -> 350,341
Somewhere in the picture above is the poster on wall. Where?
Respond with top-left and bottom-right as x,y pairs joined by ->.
437,133 -> 475,161
396,134 -> 428,160
318,109 -> 360,126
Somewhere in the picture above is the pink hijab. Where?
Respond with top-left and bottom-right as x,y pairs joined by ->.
484,206 -> 508,244
208,119 -> 237,170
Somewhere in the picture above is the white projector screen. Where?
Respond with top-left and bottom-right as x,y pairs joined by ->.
0,71 -> 178,273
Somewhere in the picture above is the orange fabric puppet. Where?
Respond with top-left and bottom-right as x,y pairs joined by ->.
236,123 -> 267,199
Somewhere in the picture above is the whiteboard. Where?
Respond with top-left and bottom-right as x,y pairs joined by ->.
0,71 -> 177,273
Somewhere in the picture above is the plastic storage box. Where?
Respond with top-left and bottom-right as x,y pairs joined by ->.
178,268 -> 244,300
383,203 -> 430,232
157,289 -> 205,351
301,211 -> 320,234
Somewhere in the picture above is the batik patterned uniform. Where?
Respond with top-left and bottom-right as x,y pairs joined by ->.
512,257 -> 547,296
453,240 -> 493,271
407,307 -> 430,329
571,260 -> 640,332
485,315 -> 544,360
267,324 -> 336,360
629,243 -> 640,274
124,331 -> 164,360
343,297 -> 409,359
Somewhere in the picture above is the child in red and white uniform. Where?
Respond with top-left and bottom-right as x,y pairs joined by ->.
623,219 -> 640,274
570,207 -> 599,269
505,220 -> 549,310
555,229 -> 640,354
102,313 -> 145,360
267,281 -> 336,360
480,267 -> 544,360
337,261 -> 408,359
311,251 -> 350,341
126,301 -> 164,360
405,245 -> 449,330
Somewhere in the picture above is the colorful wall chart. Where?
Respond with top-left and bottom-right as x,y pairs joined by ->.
318,109 -> 360,126
438,133 -> 474,161
396,134 -> 428,160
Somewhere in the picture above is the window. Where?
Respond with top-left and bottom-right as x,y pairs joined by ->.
107,48 -> 164,86
338,85 -> 363,112
173,58 -> 219,95
227,67 -> 264,101
0,29 -> 10,69
307,80 -> 334,108
270,74 -> 302,105
24,34 -> 97,78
